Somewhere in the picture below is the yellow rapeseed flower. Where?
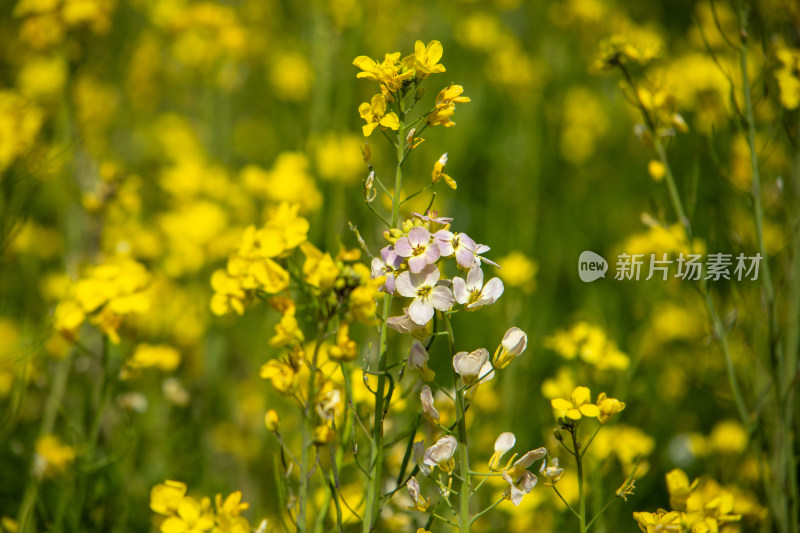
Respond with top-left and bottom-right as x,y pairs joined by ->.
358,94 -> 399,136
34,434 -> 75,478
550,386 -> 600,420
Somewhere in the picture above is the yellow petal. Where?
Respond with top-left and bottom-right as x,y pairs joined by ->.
370,94 -> 386,116
550,398 -> 572,411
571,386 -> 592,405
352,56 -> 377,71
380,112 -> 399,131
579,404 -> 600,418
426,40 -> 443,64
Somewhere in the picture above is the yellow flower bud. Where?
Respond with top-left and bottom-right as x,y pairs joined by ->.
647,160 -> 666,182
264,410 -> 280,433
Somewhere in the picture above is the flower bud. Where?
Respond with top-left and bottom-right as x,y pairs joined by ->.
265,410 -> 280,433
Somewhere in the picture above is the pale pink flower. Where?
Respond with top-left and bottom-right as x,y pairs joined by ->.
371,245 -> 402,293
433,230 -> 475,269
453,265 -> 504,309
394,227 -> 440,273
386,307 -> 427,335
396,264 -> 454,325
502,470 -> 538,506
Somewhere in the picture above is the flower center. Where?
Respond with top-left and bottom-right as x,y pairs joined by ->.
417,286 -> 432,298
412,244 -> 426,256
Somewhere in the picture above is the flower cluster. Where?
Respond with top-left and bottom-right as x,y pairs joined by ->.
551,385 -> 626,423
210,202 -> 306,316
372,211 -> 503,328
150,480 -> 266,533
54,257 -> 152,343
633,469 -> 747,533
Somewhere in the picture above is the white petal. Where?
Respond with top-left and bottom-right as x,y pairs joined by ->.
513,447 -> 548,470
408,254 -> 428,274
466,265 -> 484,290
502,327 -> 527,355
408,341 -> 429,368
452,277 -> 469,304
494,432 -> 516,454
478,361 -> 495,383
409,297 -> 434,325
371,257 -> 384,278
395,272 -> 416,298
394,237 -> 413,257
481,277 -> 504,303
408,226 -> 430,248
429,286 -> 454,311
422,263 -> 441,286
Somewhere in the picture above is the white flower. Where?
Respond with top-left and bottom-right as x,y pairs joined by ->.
424,435 -> 458,472
371,245 -> 402,293
507,447 -> 547,477
396,264 -> 455,325
420,385 -> 440,425
494,327 -> 528,369
453,265 -> 504,310
386,307 -> 427,335
404,477 -> 430,512
407,340 -> 435,381
452,348 -> 490,385
394,226 -> 441,274
413,440 -> 431,476
539,457 -> 564,486
502,470 -> 538,506
433,230 -> 475,269
488,432 -> 516,470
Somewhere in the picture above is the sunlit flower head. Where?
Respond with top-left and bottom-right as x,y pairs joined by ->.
371,245 -> 402,294
596,392 -> 626,424
551,386 -> 600,420
394,227 -> 440,274
424,435 -> 457,473
431,153 -> 457,190
395,264 -> 454,325
452,348 -> 492,386
493,327 -> 527,369
502,470 -> 537,506
453,265 -> 504,310
488,432 -> 516,471
358,94 -> 399,136
411,40 -> 446,78
539,457 -> 564,486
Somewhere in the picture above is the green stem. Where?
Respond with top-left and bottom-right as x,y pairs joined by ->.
737,11 -> 794,533
443,314 -> 470,533
572,428 -> 587,533
469,497 -> 504,525
299,315 -> 332,533
17,353 -> 75,533
553,487 -> 581,519
654,138 -> 691,239
363,91 -> 406,533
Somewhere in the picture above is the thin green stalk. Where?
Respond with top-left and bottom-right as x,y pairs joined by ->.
443,313 -> 470,533
363,92 -> 406,533
470,497 -> 504,525
299,315 -> 332,533
737,11 -> 795,531
572,427 -> 587,533
17,353 -> 74,533
654,138 -> 691,239
553,487 -> 581,519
